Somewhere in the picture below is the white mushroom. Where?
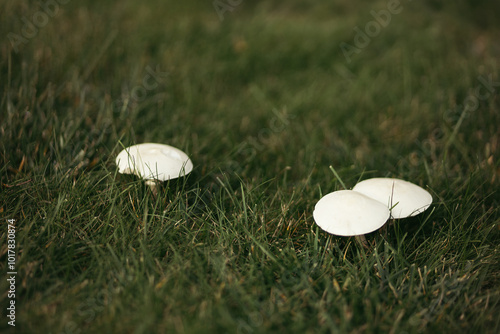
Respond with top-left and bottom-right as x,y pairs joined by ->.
115,143 -> 193,195
352,178 -> 432,219
313,190 -> 390,237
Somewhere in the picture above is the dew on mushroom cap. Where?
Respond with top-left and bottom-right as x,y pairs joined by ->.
313,190 -> 390,236
115,143 -> 193,181
352,178 -> 432,219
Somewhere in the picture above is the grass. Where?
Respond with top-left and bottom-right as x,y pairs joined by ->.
1,0 -> 499,333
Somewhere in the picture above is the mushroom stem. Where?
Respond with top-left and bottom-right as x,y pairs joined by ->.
355,234 -> 370,249
145,179 -> 159,197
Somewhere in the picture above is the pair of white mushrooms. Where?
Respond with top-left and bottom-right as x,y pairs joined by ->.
313,177 -> 433,238
115,143 -> 433,241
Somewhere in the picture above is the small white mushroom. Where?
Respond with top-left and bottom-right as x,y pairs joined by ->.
352,178 -> 432,219
313,190 -> 390,237
115,143 -> 193,195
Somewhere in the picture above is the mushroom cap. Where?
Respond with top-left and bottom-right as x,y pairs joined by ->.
115,143 -> 193,181
313,190 -> 390,236
352,178 -> 432,219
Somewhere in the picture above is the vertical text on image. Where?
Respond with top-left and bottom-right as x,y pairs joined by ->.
6,218 -> 17,327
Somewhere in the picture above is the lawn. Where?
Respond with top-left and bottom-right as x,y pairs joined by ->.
1,0 -> 499,333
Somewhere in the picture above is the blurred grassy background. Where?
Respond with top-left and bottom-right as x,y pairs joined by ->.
1,0 -> 499,333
